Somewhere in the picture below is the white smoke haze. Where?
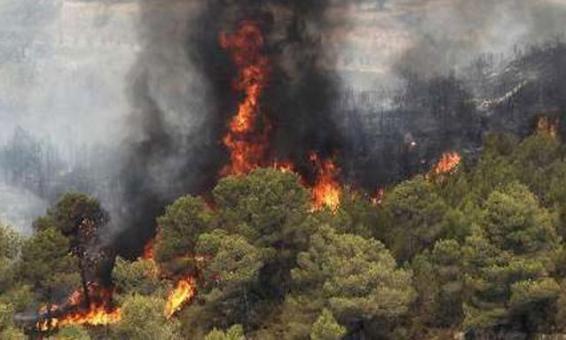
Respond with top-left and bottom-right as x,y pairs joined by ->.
336,0 -> 566,89
1,0 -> 566,233
127,0 -> 213,170
0,182 -> 47,235
0,0 -> 140,232
0,0 -> 139,147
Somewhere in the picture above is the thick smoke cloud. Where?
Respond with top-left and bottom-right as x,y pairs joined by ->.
2,0 -> 566,253
385,0 -> 566,77
333,0 -> 566,187
0,0 -> 138,232
116,0 -> 347,256
0,0 -> 137,147
114,0 -> 566,255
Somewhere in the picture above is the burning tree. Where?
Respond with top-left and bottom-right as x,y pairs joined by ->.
220,20 -> 272,176
14,193 -> 120,334
309,153 -> 342,212
35,283 -> 121,332
218,20 -> 344,212
152,169 -> 312,331
144,20 -> 349,326
164,276 -> 197,319
429,152 -> 462,178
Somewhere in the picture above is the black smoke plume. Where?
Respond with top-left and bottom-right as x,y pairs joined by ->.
113,0 -> 566,258
115,0 -> 346,257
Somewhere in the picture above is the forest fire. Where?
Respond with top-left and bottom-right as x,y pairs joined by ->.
429,152 -> 462,176
5,0 -> 566,338
219,21 -> 343,211
537,116 -> 559,139
220,20 -> 271,176
310,153 -> 341,211
164,276 -> 197,319
272,160 -> 295,173
36,284 -> 121,331
157,21 -> 347,321
371,188 -> 385,206
142,238 -> 155,261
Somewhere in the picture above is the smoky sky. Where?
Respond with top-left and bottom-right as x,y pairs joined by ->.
387,0 -> 566,77
1,0 -> 566,240
2,0 -> 566,144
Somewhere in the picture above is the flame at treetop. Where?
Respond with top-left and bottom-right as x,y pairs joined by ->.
164,276 -> 197,319
220,20 -> 271,176
272,160 -> 295,173
310,153 -> 341,212
218,21 -> 343,211
36,284 -> 121,331
429,152 -> 462,176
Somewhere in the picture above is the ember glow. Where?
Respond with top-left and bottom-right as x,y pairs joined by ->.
371,188 -> 385,206
537,116 -> 559,139
272,160 -> 295,173
430,152 -> 462,176
36,284 -> 121,331
142,238 -> 155,261
218,21 -> 343,212
37,304 -> 121,331
310,153 -> 341,211
164,276 -> 196,319
220,21 -> 271,176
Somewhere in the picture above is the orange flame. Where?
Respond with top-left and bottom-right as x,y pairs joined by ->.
36,284 -> 121,331
37,305 -> 121,331
310,153 -> 341,211
164,276 -> 196,319
219,21 -> 344,210
537,116 -> 559,139
272,160 -> 295,173
218,21 -> 344,212
371,188 -> 385,206
429,152 -> 461,176
142,239 -> 155,261
220,21 -> 271,176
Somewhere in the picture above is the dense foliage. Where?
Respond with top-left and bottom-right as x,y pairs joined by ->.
2,128 -> 566,339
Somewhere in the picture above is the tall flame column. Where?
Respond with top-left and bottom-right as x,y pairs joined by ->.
220,21 -> 271,176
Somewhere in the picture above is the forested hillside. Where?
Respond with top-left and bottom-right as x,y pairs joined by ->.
2,124 -> 566,339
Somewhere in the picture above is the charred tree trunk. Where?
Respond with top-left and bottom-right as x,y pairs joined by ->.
78,254 -> 91,308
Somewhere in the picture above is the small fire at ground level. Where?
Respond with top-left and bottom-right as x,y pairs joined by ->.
36,283 -> 121,332
164,277 -> 197,319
